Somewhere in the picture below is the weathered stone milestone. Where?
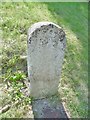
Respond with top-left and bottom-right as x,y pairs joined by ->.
27,22 -> 66,99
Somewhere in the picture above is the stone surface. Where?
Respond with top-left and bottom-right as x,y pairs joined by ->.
27,22 -> 66,99
32,95 -> 69,118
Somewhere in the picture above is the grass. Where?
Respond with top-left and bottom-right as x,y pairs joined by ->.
0,2 -> 88,118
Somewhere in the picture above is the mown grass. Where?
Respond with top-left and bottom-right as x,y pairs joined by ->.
0,2 -> 88,118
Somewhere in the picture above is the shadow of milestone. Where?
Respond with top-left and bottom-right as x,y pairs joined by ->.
32,95 -> 69,119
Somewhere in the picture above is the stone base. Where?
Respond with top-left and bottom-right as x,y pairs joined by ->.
32,95 -> 69,119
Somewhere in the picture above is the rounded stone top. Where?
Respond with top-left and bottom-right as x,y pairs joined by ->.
28,22 -> 65,39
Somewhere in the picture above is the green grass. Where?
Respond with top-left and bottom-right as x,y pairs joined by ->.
0,2 -> 88,118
